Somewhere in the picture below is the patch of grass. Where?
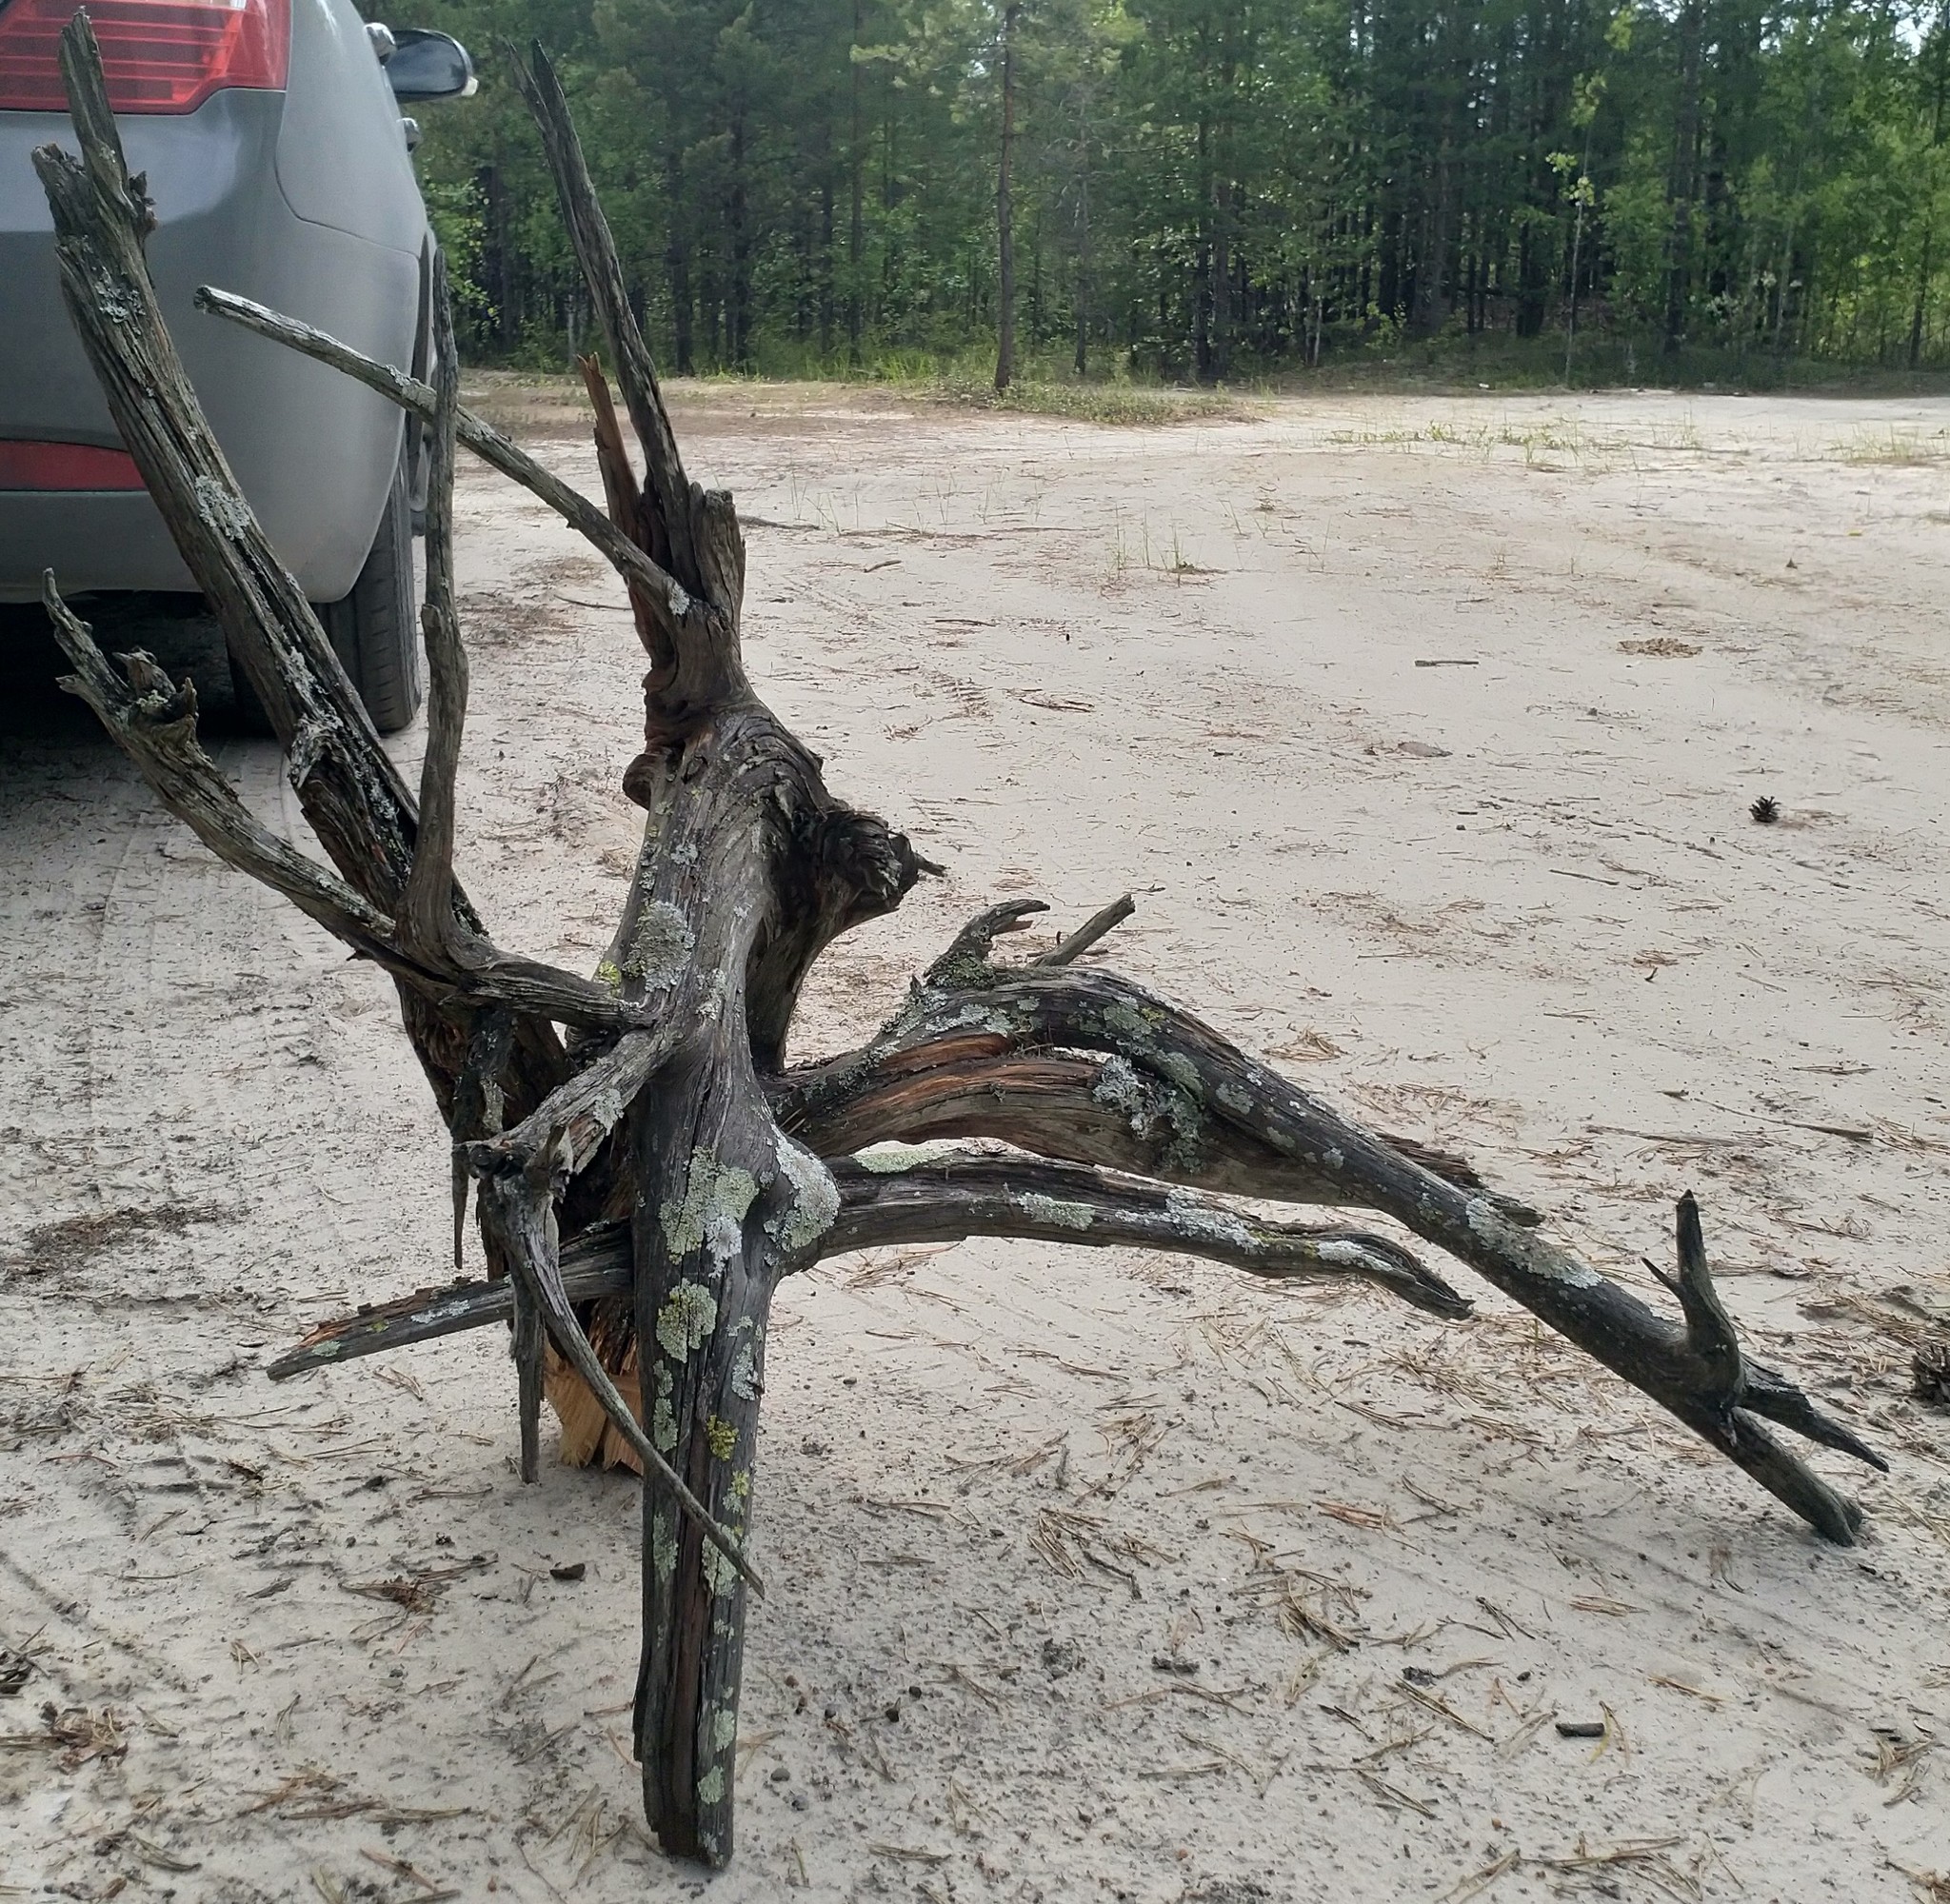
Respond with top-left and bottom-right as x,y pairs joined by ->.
1258,323 -> 1950,396
1327,417 -> 1588,456
1322,411 -> 1722,471
458,361 -> 1251,430
1326,415 -> 1599,464
835,340 -> 1257,424
924,373 -> 1254,426
1834,425 -> 1950,465
1101,510 -> 1225,582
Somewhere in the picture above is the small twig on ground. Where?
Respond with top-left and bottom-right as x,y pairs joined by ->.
1035,893 -> 1135,966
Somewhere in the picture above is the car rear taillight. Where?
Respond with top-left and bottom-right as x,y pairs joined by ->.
0,0 -> 289,113
0,440 -> 147,488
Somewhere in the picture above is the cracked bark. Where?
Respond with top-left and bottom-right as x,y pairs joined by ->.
38,20 -> 1883,1870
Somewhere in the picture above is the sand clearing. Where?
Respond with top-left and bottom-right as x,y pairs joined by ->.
3,384 -> 1947,1901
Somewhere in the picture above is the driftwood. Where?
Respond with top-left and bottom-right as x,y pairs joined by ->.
34,18 -> 1882,1868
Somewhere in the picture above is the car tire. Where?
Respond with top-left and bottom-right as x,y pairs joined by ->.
227,646 -> 276,735
225,447 -> 423,735
318,446 -> 423,734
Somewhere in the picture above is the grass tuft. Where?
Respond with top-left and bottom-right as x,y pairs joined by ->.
922,373 -> 1255,426
1834,425 -> 1950,465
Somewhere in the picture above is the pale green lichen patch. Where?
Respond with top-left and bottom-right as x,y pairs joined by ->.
766,1140 -> 839,1252
1101,999 -> 1164,1045
924,946 -> 1006,993
706,1415 -> 738,1460
1091,1055 -> 1145,1121
650,1510 -> 677,1583
852,1140 -> 964,1174
1092,1056 -> 1206,1171
1164,1189 -> 1254,1250
730,1469 -> 751,1501
1314,1239 -> 1371,1267
595,958 -> 623,990
650,1367 -> 677,1453
1017,1191 -> 1095,1231
656,1280 -> 719,1361
661,1149 -> 760,1267
1466,1196 -> 1599,1287
1216,1081 -> 1253,1115
696,1766 -> 726,1805
728,1339 -> 760,1402
702,1542 -> 743,1598
1155,1049 -> 1204,1098
622,900 -> 693,988
711,1709 -> 738,1753
193,474 -> 253,541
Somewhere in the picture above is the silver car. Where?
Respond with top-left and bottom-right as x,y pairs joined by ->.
0,0 -> 473,730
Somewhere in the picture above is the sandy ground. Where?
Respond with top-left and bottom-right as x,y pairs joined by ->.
3,383 -> 1949,1904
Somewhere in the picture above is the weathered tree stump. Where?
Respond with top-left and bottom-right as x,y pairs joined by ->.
34,17 -> 1883,1867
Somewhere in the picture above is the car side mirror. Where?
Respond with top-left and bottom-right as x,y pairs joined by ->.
384,28 -> 477,102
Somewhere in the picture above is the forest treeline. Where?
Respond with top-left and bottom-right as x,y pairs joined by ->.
402,0 -> 1950,382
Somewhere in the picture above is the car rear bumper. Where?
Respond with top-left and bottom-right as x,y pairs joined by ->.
0,78 -> 422,604
0,492 -> 193,600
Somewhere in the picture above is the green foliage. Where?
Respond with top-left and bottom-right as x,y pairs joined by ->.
422,179 -> 494,326
403,0 -> 1950,384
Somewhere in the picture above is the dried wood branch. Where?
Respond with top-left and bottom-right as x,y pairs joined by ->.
575,350 -> 662,662
42,608 -> 355,924
265,1232 -> 628,1380
825,1152 -> 1469,1315
507,39 -> 698,597
781,916 -> 1882,1540
267,1138 -> 1473,1378
193,286 -> 693,628
778,1048 -> 1532,1220
399,250 -> 467,966
1037,891 -> 1135,965
35,18 -> 408,856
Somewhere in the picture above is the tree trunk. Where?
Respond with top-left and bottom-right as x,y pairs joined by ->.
994,2 -> 1021,392
1911,18 -> 1949,370
848,0 -> 866,365
1074,82 -> 1091,377
1910,221 -> 1933,369
819,156 -> 835,357
1193,109 -> 1215,380
34,16 -> 1885,1876
484,158 -> 519,355
666,154 -> 694,377
1664,0 -> 1705,357
728,107 -> 753,371
1210,175 -> 1234,379
1564,126 -> 1594,386
1411,142 -> 1453,337
1413,8 -> 1461,354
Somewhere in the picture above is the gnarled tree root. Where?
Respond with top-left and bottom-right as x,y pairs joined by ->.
35,17 -> 1883,1872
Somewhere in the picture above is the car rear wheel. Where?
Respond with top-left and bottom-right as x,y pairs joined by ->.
319,446 -> 422,734
227,444 -> 423,735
